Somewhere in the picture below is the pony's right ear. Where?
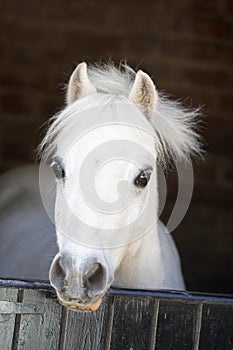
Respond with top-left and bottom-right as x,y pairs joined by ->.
66,62 -> 96,104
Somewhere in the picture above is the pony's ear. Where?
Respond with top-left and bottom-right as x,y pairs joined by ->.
66,62 -> 96,104
129,70 -> 158,118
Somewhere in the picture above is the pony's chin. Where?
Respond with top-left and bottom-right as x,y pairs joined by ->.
58,297 -> 102,312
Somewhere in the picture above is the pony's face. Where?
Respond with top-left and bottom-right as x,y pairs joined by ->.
47,61 -> 200,311
49,105 -> 158,311
47,62 -> 160,311
41,63 -> 200,311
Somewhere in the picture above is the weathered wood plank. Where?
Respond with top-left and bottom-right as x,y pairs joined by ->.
199,303 -> 233,350
17,289 -> 62,350
110,296 -> 156,350
60,296 -> 110,350
155,299 -> 198,350
0,300 -> 44,314
0,287 -> 18,350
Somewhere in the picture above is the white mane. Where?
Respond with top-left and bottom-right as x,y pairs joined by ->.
39,63 -> 202,164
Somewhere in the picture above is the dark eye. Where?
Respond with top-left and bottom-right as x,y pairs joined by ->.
51,156 -> 65,180
134,169 -> 152,188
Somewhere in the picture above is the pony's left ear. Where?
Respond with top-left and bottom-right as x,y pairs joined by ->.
66,62 -> 96,104
129,70 -> 158,119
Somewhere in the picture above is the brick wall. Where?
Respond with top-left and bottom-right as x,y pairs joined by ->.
0,0 -> 233,293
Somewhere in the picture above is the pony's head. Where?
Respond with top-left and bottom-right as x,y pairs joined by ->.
40,62 -> 201,311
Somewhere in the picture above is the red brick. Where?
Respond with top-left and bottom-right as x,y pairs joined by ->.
62,31 -> 123,57
218,93 -> 233,112
183,0 -> 223,15
190,16 -> 233,40
193,183 -> 233,207
218,158 -> 233,185
224,0 -> 233,15
1,141 -> 33,162
4,1 -> 47,18
184,67 -> 232,88
0,66 -> 50,91
0,93 -> 31,115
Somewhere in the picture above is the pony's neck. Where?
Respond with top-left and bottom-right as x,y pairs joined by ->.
113,224 -> 164,289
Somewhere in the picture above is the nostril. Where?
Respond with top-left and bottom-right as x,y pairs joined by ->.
84,263 -> 100,281
84,262 -> 107,293
50,255 -> 66,291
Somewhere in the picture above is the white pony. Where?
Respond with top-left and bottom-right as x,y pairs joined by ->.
0,62 -> 201,312
38,62 -> 201,311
